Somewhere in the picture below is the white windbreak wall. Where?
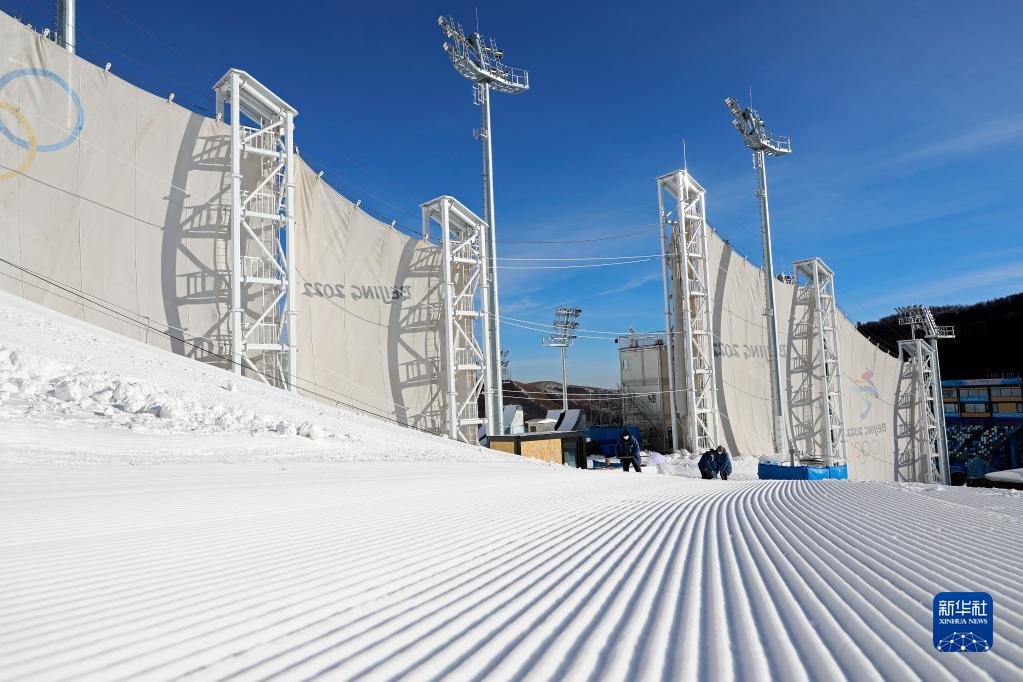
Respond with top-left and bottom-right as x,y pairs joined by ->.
698,230 -> 900,481
0,12 -> 447,432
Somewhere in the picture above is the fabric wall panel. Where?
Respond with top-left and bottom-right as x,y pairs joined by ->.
0,179 -> 22,298
294,162 -> 445,431
16,177 -> 83,318
79,201 -> 140,340
77,68 -> 136,219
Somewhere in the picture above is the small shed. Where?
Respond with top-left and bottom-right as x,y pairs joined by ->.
488,431 -> 587,468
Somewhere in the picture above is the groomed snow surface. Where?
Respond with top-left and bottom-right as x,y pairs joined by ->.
1,291 -> 1022,681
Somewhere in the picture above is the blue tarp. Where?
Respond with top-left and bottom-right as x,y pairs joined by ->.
758,462 -> 849,480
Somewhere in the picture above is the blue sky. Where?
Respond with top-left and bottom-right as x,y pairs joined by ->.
6,0 -> 1022,387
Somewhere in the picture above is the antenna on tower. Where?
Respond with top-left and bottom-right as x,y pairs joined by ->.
438,14 -> 529,437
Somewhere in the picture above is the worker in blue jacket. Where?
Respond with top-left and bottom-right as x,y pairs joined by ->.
698,448 -> 718,479
616,429 -> 642,473
713,445 -> 733,481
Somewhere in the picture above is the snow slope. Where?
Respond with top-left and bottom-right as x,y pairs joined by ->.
0,292 -> 498,465
2,292 -> 1022,681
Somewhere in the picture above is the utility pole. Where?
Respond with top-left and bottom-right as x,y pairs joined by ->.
543,306 -> 582,412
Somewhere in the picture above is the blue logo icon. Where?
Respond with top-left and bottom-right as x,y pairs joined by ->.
933,592 -> 993,653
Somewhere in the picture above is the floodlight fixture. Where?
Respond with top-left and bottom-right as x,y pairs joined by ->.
725,97 -> 791,156
438,16 -> 529,94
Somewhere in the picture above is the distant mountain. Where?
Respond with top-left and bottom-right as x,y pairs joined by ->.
856,291 -> 1023,380
498,380 -> 623,426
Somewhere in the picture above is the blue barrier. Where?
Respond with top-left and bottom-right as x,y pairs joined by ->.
758,462 -> 849,480
586,426 -> 640,457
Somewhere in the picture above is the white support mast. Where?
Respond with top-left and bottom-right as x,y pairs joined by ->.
658,188 -> 680,453
725,97 -> 792,460
793,257 -> 848,465
894,305 -> 955,483
421,195 -> 491,443
658,169 -> 720,454
438,15 -> 529,437
214,69 -> 298,391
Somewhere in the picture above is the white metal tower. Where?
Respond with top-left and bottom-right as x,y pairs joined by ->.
658,170 -> 719,454
421,196 -> 492,443
543,306 -> 582,412
214,69 -> 298,391
894,305 -> 955,483
792,257 -> 848,465
725,96 -> 792,460
438,15 -> 529,436
894,340 -> 945,483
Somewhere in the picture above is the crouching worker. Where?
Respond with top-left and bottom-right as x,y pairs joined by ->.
713,445 -> 733,481
698,448 -> 718,479
616,429 -> 642,473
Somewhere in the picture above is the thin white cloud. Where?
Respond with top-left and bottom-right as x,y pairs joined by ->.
860,260 -> 1023,313
887,116 -> 1023,167
596,269 -> 661,296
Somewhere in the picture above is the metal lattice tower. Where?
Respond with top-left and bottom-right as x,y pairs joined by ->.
894,305 -> 955,483
543,306 -> 581,412
421,196 -> 491,443
658,170 -> 719,454
894,339 -> 945,483
215,70 -> 298,391
792,258 -> 848,465
438,15 -> 529,436
725,96 -> 792,459
500,349 -> 510,382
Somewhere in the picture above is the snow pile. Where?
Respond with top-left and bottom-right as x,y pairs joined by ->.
0,347 -> 329,438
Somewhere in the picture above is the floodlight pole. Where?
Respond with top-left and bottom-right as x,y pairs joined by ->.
479,82 -> 505,434
755,149 -> 789,461
56,0 -> 75,54
725,97 -> 792,461
438,15 -> 529,437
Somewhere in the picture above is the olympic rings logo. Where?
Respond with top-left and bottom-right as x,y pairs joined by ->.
0,68 -> 84,181
851,439 -> 879,461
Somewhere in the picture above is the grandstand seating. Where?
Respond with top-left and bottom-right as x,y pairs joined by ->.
947,423 -> 1020,472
